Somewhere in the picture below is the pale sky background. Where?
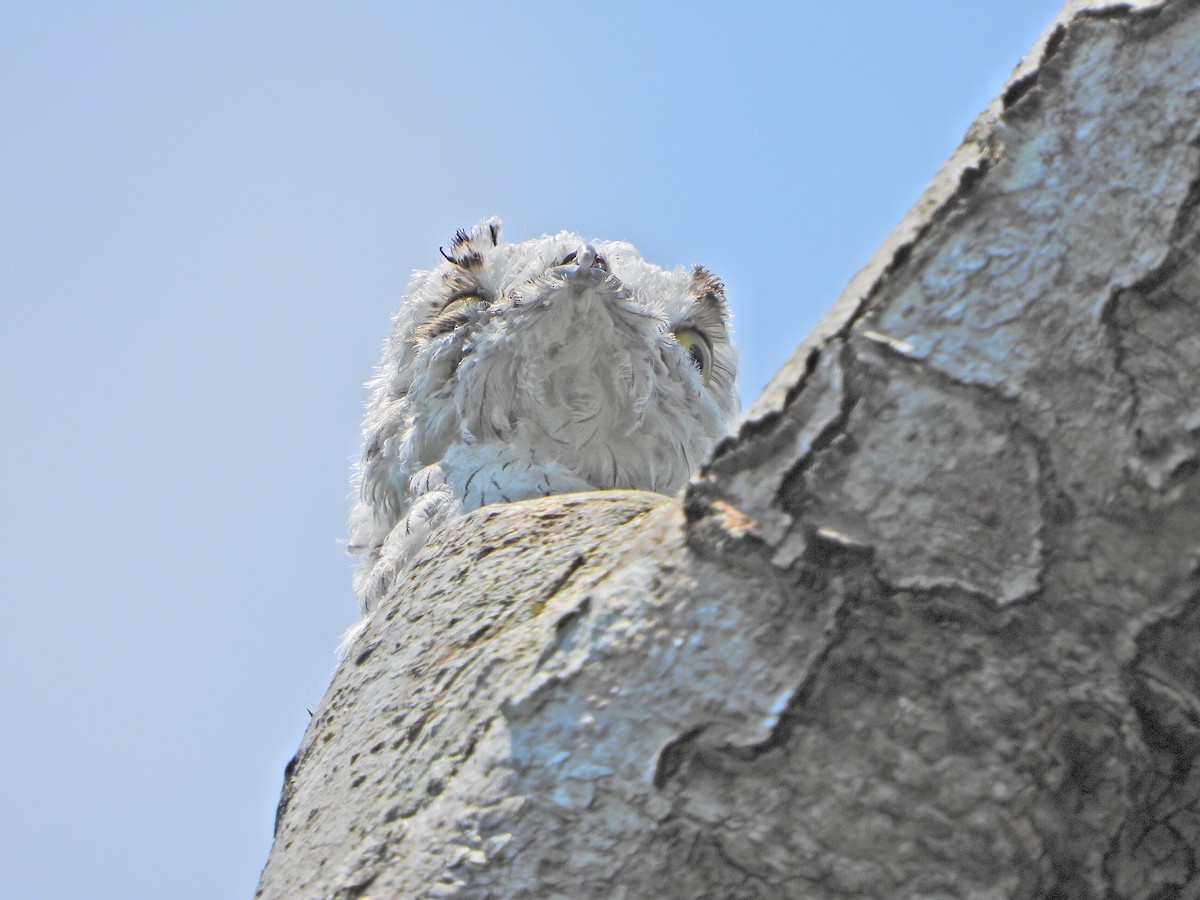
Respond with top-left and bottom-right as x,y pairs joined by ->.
1,3 -> 1063,898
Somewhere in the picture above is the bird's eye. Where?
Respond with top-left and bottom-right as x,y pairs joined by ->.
439,293 -> 487,315
673,327 -> 713,384
561,251 -> 578,266
421,293 -> 489,338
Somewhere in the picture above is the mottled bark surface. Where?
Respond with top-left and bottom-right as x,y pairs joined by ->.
259,1 -> 1200,896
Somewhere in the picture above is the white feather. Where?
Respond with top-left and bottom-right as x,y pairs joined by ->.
348,219 -> 739,613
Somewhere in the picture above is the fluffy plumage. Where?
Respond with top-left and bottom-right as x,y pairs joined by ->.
348,218 -> 739,612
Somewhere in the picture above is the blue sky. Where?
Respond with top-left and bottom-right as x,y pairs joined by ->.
1,3 -> 1062,897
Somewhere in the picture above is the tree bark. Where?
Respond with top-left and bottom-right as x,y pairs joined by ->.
258,1 -> 1200,896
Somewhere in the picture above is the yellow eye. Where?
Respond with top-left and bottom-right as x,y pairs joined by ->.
440,292 -> 486,315
421,293 -> 489,338
673,327 -> 713,384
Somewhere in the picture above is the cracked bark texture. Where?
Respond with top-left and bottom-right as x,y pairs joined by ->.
258,1 -> 1200,896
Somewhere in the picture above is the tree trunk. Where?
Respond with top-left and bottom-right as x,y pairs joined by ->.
258,1 -> 1200,896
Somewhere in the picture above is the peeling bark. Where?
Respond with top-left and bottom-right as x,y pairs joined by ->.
259,1 -> 1200,896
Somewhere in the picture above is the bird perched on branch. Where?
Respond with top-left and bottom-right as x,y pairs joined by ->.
348,218 -> 739,613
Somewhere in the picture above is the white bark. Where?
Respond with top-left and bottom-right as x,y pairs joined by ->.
259,1 -> 1200,896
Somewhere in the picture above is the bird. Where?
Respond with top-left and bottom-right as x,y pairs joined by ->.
347,217 -> 739,614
